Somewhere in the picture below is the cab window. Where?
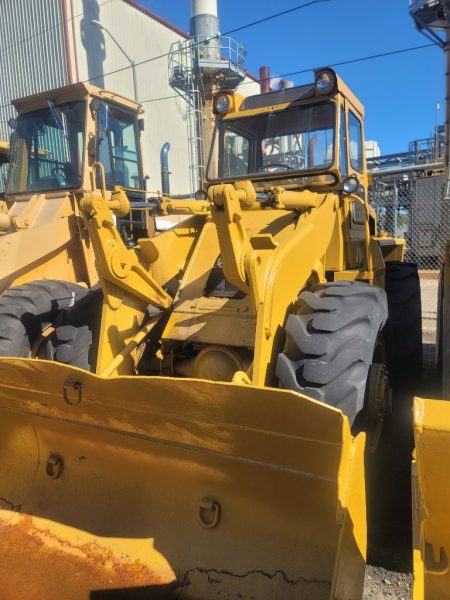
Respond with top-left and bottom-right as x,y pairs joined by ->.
96,105 -> 142,190
339,106 -> 348,176
349,111 -> 363,172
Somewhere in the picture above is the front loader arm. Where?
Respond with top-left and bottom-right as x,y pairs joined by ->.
80,188 -> 172,310
80,180 -> 173,376
209,184 -> 258,308
209,182 -> 339,386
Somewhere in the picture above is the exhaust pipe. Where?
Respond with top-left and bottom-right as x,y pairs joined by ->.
259,66 -> 271,94
190,0 -> 219,37
160,142 -> 170,195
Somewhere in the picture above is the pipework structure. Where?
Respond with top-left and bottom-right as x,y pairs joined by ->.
410,0 -> 450,166
169,0 -> 246,194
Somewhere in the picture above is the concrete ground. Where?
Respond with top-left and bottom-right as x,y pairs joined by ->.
364,566 -> 412,600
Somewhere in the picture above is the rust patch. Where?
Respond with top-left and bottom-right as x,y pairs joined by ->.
0,513 -> 174,600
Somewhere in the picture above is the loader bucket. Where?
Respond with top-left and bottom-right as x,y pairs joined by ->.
413,397 -> 450,600
0,358 -> 366,600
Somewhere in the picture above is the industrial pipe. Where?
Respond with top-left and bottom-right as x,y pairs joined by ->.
369,161 -> 444,177
189,0 -> 219,38
259,66 -> 271,94
160,142 -> 171,195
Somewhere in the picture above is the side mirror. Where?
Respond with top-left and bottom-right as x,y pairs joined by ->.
90,98 -> 101,113
138,118 -> 145,132
90,99 -> 109,135
100,103 -> 109,134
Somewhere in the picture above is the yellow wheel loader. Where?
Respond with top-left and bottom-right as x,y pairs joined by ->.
0,81 -> 148,297
0,68 -> 420,599
412,240 -> 450,600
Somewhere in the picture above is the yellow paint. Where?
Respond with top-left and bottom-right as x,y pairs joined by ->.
0,68 -> 410,598
0,357 -> 366,599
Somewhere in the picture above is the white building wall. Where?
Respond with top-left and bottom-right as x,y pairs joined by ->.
67,0 -> 260,192
68,0 -> 192,193
365,140 -> 381,159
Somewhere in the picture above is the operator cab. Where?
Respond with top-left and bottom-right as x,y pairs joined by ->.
207,68 -> 366,195
6,82 -> 146,242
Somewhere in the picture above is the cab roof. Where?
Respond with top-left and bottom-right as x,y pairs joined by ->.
225,69 -> 364,119
12,82 -> 142,115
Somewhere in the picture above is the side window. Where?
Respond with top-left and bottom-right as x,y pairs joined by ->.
222,130 -> 250,177
340,106 -> 348,176
349,111 -> 363,172
109,111 -> 141,189
96,105 -> 141,189
97,108 -> 113,188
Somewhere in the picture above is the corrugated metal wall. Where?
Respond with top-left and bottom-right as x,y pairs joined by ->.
0,0 -> 68,144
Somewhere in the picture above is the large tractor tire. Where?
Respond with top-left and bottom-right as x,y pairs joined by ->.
384,261 -> 422,385
276,281 -> 388,424
47,287 -> 102,371
0,281 -> 87,358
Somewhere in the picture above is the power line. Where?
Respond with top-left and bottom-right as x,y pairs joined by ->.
279,42 -> 435,79
217,0 -> 332,37
86,0 -> 332,84
138,42 -> 436,105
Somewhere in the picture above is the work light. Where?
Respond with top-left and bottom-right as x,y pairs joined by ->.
343,176 -> 359,194
214,93 -> 232,114
315,69 -> 337,95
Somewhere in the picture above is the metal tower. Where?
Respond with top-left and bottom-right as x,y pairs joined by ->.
169,0 -> 246,194
410,0 -> 450,165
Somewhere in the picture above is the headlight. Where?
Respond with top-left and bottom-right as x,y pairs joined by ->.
343,176 -> 359,194
315,68 -> 337,95
214,93 -> 232,114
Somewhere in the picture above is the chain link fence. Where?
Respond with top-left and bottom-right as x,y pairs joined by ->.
369,169 -> 448,343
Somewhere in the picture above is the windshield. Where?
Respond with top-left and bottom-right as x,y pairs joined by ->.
7,101 -> 85,194
207,102 -> 336,181
97,105 -> 143,190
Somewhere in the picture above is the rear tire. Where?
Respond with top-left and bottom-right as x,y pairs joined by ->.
276,281 -> 388,424
384,262 -> 422,385
0,281 -> 87,358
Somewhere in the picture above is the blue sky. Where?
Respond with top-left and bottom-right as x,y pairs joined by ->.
141,0 -> 443,156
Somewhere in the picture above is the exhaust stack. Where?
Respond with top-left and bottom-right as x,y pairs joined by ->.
160,142 -> 171,195
259,66 -> 271,94
190,0 -> 220,60
190,0 -> 219,38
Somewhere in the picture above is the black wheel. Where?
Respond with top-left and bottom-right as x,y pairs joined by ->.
47,287 -> 102,371
0,281 -> 87,358
276,281 -> 388,424
384,262 -> 422,385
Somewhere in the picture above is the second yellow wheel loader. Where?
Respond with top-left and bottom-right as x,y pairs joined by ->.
0,81 -> 148,295
412,241 -> 450,600
0,68 -> 421,599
